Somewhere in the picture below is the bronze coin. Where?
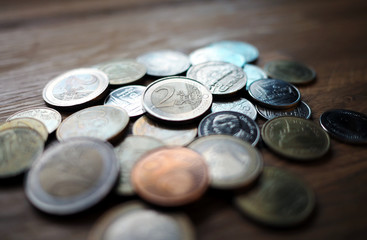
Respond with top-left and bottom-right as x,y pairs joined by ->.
0,117 -> 48,141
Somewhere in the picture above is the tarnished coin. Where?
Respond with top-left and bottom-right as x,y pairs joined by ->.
256,101 -> 311,120
7,107 -> 62,133
210,40 -> 259,62
142,76 -> 212,122
0,127 -> 44,178
188,135 -> 263,189
42,68 -> 109,108
198,111 -> 260,146
211,98 -> 257,120
88,201 -> 195,240
186,61 -> 247,95
114,135 -> 165,195
243,64 -> 267,90
104,85 -> 146,117
136,50 -> 190,77
0,118 -> 48,141
320,109 -> 367,144
264,60 -> 316,84
261,116 -> 330,160
189,47 -> 246,67
56,105 -> 129,142
234,166 -> 315,227
131,147 -> 209,206
248,79 -> 301,109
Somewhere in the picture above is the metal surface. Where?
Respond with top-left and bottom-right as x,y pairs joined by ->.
189,47 -> 246,67
256,101 -> 311,120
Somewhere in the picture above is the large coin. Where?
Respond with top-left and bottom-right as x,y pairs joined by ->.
142,76 -> 212,122
234,166 -> 315,227
188,135 -> 263,189
211,98 -> 257,120
243,64 -> 267,90
209,40 -> 259,62
256,101 -> 311,120
0,118 -> 48,141
261,116 -> 330,160
25,138 -> 119,215
186,61 -> 247,95
131,147 -> 209,206
189,47 -> 246,67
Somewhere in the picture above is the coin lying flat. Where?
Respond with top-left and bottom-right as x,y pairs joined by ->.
210,40 -> 259,62
131,147 -> 209,206
211,98 -> 257,120
243,64 -> 267,90
189,47 -> 246,67
88,201 -> 195,240
261,116 -> 330,160
319,109 -> 367,144
25,138 -> 119,215
256,101 -> 312,120
0,118 -> 48,141
188,135 -> 263,189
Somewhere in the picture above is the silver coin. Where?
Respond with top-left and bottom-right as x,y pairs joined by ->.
243,64 -> 267,90
209,40 -> 259,62
256,101 -> 311,120
211,98 -> 257,120
189,47 -> 246,67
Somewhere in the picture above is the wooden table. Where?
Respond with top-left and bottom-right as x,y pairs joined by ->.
1,0 -> 366,239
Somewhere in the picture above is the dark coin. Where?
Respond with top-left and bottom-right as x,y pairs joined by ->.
209,40 -> 259,62
256,101 -> 311,120
189,47 -> 246,67
211,98 -> 257,120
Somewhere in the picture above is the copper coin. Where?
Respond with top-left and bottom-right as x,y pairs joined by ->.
0,117 -> 48,141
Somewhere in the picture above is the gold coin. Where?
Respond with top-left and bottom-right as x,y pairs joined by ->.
1,118 -> 48,141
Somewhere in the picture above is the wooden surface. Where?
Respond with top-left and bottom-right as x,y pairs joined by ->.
1,0 -> 367,239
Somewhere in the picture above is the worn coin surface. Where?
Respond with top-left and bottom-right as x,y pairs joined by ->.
142,76 -> 212,122
0,118 -> 48,141
256,101 -> 311,120
319,109 -> 367,144
243,64 -> 267,90
211,98 -> 257,120
189,47 -> 246,67
210,40 -> 259,62
131,147 -> 209,206
188,135 -> 263,189
262,116 -> 330,160
234,166 -> 315,227
25,138 -> 119,215
186,61 -> 247,95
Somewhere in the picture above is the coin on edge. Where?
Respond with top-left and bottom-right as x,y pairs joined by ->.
256,101 -> 312,120
211,98 -> 257,120
243,64 -> 267,90
209,40 -> 259,62
189,47 -> 246,67
0,117 -> 48,141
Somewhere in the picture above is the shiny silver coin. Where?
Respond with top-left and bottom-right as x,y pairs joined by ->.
186,61 -> 247,95
209,40 -> 259,62
189,47 -> 246,67
136,50 -> 190,77
248,78 -> 301,109
104,85 -> 146,117
211,98 -> 257,120
243,64 -> 267,90
256,101 -> 311,120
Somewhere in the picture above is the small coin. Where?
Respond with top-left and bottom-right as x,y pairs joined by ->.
248,78 -> 301,109
42,68 -> 109,108
56,105 -> 129,142
7,107 -> 62,133
188,135 -> 263,189
88,201 -> 195,240
131,147 -> 209,206
0,117 -> 48,141
104,85 -> 146,117
234,166 -> 315,227
142,76 -> 212,122
261,116 -> 330,160
243,64 -> 267,90
264,60 -> 316,84
211,98 -> 257,120
186,61 -> 247,95
209,40 -> 259,62
25,138 -> 119,215
319,109 -> 367,144
189,47 -> 246,67
256,101 -> 311,120
136,50 -> 190,77
198,111 -> 260,146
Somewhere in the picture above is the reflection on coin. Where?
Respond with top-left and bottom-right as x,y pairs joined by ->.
42,68 -> 109,108
211,98 -> 257,120
210,40 -> 259,62
142,76 -> 212,122
198,111 -> 260,146
56,105 -> 129,142
25,138 -> 119,215
114,135 -> 165,195
261,116 -> 330,160
189,47 -> 246,67
319,109 -> 367,144
0,127 -> 44,178
136,50 -> 190,77
256,101 -> 311,120
234,166 -> 315,227
243,64 -> 267,90
186,61 -> 247,95
104,85 -> 146,117
0,118 -> 48,141
131,147 -> 209,206
7,107 -> 62,133
88,201 -> 195,240
133,116 -> 197,146
188,135 -> 263,189
248,79 -> 301,109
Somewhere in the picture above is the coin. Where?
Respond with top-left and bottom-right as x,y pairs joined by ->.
131,147 -> 209,206
88,201 -> 195,240
142,76 -> 212,122
248,78 -> 301,109
189,47 -> 246,67
319,109 -> 367,144
114,135 -> 165,195
188,135 -> 263,189
56,105 -> 129,142
7,107 -> 62,133
209,40 -> 259,62
198,111 -> 260,146
0,117 -> 48,141
136,50 -> 190,77
25,138 -> 119,215
243,64 -> 267,90
256,101 -> 311,120
211,98 -> 257,120
264,60 -> 316,84
261,116 -> 330,160
234,166 -> 315,227
186,61 -> 247,95
104,85 -> 146,117
42,68 -> 109,108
